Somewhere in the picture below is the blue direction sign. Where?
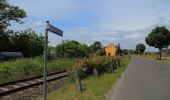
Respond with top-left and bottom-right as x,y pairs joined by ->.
48,24 -> 63,37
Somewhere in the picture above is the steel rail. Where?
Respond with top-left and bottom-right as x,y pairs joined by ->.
0,70 -> 69,97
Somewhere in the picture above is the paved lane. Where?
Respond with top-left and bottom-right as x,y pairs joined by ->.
110,56 -> 170,100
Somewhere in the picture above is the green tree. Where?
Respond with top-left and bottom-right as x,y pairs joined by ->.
90,41 -> 102,53
56,40 -> 90,58
12,29 -> 44,57
128,49 -> 136,54
116,43 -> 122,55
145,26 -> 170,59
168,49 -> 170,54
136,43 -> 146,55
122,49 -> 128,54
96,48 -> 105,56
0,0 -> 26,51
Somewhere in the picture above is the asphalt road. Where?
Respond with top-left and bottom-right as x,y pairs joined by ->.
110,56 -> 170,100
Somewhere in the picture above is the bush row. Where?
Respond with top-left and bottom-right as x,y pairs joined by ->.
70,56 -> 120,78
0,56 -> 119,83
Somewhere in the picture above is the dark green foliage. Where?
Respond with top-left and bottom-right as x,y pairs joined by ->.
56,40 -> 90,58
12,29 -> 44,57
122,49 -> 128,54
116,43 -> 122,55
136,43 -> 146,54
168,49 -> 170,54
145,26 -> 170,59
90,41 -> 102,53
129,49 -> 136,54
0,29 -> 44,57
96,48 -> 105,56
0,0 -> 26,51
0,0 -> 26,28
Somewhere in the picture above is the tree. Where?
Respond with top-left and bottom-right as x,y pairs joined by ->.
0,0 -> 26,30
128,49 -> 136,54
145,26 -> 170,59
122,49 -> 128,54
0,0 -> 26,51
136,43 -> 146,55
56,40 -> 90,58
96,48 -> 105,56
12,29 -> 44,57
168,49 -> 170,54
90,41 -> 102,53
116,43 -> 122,55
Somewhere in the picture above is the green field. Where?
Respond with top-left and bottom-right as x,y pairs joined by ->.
0,57 -> 76,83
140,54 -> 170,64
38,56 -> 131,100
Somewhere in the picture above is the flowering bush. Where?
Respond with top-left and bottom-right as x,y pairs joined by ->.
70,56 -> 120,78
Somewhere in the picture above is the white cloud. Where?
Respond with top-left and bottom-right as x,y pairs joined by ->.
92,37 -> 120,41
123,33 -> 144,40
8,0 -> 170,50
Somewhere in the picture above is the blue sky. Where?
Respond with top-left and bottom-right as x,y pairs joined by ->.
8,0 -> 170,51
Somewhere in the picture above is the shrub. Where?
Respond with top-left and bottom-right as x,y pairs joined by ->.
56,40 -> 90,58
70,56 -> 120,78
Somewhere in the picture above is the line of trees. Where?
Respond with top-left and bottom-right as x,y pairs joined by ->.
135,26 -> 170,59
0,0 -> 45,57
55,40 -> 108,58
55,40 -> 127,58
0,29 -> 44,57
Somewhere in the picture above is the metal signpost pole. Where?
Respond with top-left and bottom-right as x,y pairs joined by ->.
43,21 -> 49,100
43,20 -> 63,100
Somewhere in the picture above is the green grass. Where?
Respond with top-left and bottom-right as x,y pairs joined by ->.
48,58 -> 76,72
140,54 -> 170,64
0,57 -> 76,83
39,56 -> 131,100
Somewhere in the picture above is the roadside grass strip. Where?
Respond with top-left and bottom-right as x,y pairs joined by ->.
140,54 -> 170,64
38,56 -> 131,100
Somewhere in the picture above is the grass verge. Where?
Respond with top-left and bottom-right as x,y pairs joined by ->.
0,57 -> 76,83
39,56 -> 131,100
140,54 -> 170,64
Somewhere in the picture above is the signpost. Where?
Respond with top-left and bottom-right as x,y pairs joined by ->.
43,21 -> 63,100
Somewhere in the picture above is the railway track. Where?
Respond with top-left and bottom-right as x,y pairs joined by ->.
0,70 -> 69,97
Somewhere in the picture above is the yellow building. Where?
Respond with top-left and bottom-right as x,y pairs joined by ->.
105,43 -> 117,56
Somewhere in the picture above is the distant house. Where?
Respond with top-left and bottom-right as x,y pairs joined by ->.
104,43 -> 117,56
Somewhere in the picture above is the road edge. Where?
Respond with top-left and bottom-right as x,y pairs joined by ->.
106,59 -> 133,100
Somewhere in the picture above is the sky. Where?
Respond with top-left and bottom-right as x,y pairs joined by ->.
8,0 -> 170,51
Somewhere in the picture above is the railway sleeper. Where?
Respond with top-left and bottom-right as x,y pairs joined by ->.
10,85 -> 20,88
0,88 -> 10,91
